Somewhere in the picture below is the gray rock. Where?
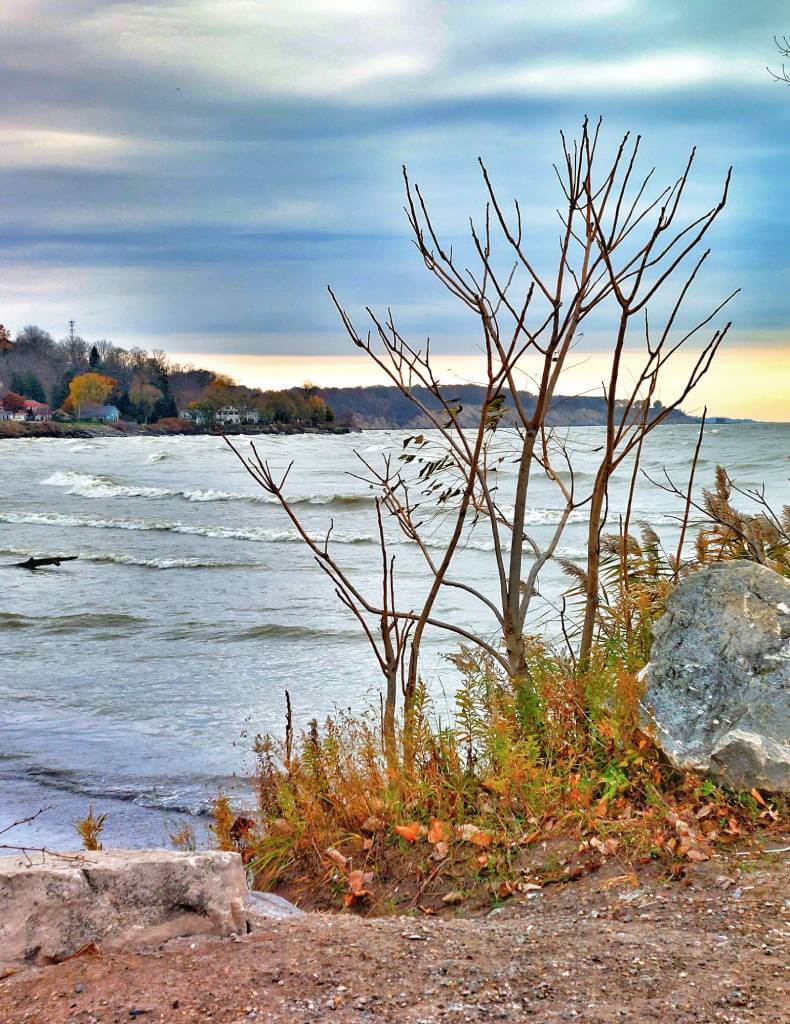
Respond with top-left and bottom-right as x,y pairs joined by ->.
0,848 -> 247,967
245,890 -> 304,925
642,559 -> 789,793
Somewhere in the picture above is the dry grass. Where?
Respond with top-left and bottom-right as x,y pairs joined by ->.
206,468 -> 789,912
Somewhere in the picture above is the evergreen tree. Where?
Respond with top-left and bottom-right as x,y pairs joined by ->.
89,345 -> 101,369
10,370 -> 46,402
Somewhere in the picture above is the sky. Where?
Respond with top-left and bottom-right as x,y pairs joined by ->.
0,1 -> 788,418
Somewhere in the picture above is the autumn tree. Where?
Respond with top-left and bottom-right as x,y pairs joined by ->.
129,377 -> 164,422
1,391 -> 27,413
0,324 -> 13,355
67,372 -> 117,418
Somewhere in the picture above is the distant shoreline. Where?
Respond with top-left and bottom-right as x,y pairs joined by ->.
0,420 -> 353,440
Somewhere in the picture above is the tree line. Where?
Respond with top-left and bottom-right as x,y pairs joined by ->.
0,324 -> 334,426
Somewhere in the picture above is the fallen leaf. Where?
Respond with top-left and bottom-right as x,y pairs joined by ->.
345,869 -> 374,903
326,847 -> 349,870
427,819 -> 452,845
685,847 -> 710,863
750,788 -> 766,807
361,816 -> 384,833
61,942 -> 102,962
431,841 -> 449,861
476,853 -> 489,867
395,822 -> 422,843
518,881 -> 542,893
441,890 -> 465,905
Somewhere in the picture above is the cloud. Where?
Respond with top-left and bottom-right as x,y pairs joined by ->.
0,0 -> 786,405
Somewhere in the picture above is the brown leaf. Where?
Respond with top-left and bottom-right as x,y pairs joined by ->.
685,847 -> 710,863
326,847 -> 349,870
61,942 -> 102,962
441,890 -> 465,905
361,816 -> 385,833
750,788 -> 766,807
431,841 -> 449,861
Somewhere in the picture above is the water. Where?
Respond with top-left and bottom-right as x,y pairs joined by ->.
1,424 -> 788,848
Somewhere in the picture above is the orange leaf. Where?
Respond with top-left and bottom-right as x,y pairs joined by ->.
685,847 -> 710,862
750,788 -> 766,807
427,819 -> 452,845
471,830 -> 492,849
395,822 -> 422,843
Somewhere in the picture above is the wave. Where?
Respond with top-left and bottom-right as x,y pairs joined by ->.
0,509 -> 661,558
42,471 -> 373,509
0,612 -> 145,634
235,623 -> 360,642
23,764 -> 245,816
0,545 -> 253,571
0,510 -> 376,545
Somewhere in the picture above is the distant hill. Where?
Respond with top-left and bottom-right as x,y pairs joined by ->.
316,385 -> 699,430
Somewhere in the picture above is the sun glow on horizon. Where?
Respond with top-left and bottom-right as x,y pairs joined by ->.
171,345 -> 789,422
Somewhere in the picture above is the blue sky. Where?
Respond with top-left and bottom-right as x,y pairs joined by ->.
0,1 -> 788,412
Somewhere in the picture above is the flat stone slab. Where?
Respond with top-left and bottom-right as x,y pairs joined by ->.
0,849 -> 247,967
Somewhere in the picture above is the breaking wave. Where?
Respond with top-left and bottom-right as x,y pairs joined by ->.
42,471 -> 373,508
0,510 -> 376,545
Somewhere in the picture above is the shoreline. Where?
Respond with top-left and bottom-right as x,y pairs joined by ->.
0,420 -> 352,439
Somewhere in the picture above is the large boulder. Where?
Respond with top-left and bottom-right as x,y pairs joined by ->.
642,559 -> 790,793
0,849 -> 247,968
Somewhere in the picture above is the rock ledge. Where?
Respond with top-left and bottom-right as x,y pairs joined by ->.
0,848 -> 247,967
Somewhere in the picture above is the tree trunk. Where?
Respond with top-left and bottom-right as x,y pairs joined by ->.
579,470 -> 608,673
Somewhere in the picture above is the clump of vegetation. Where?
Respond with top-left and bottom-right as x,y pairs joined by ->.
215,121 -> 788,911
74,805 -> 108,851
216,641 -> 783,913
213,495 -> 785,912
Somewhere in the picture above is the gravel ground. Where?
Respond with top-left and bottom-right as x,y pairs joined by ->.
1,852 -> 788,1024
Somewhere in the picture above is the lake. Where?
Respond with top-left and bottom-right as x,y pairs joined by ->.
1,423 -> 788,848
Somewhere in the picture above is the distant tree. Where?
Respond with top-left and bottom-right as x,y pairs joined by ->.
769,34 -> 790,82
129,377 -> 164,422
10,370 -> 46,402
51,369 -> 77,411
1,391 -> 26,413
0,324 -> 13,355
89,345 -> 101,368
307,394 -> 330,423
15,325 -> 54,356
66,372 -> 116,418
60,334 -> 89,367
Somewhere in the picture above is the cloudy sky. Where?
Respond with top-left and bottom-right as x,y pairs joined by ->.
0,1 -> 788,416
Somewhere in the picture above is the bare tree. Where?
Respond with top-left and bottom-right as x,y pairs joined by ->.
229,119 -> 734,756
768,34 -> 790,83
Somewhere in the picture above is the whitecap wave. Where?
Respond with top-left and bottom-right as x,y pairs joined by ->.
42,471 -> 373,509
0,510 -> 376,545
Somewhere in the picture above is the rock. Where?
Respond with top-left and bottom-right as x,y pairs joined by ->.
244,890 -> 303,925
642,560 -> 790,793
0,849 -> 247,967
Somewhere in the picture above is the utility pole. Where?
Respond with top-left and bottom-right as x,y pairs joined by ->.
68,320 -> 75,344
